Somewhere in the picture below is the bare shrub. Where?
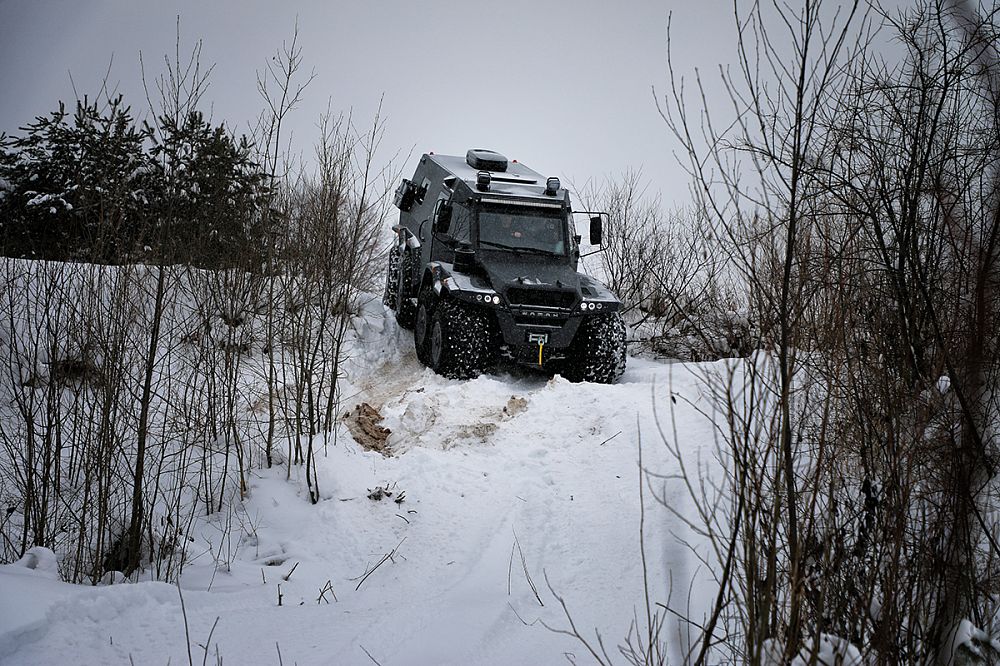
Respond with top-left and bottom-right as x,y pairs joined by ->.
655,0 -> 1000,663
578,171 -> 750,361
0,25 -> 394,584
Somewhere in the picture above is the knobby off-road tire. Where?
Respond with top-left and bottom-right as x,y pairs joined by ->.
562,312 -> 627,384
382,244 -> 401,310
428,298 -> 498,379
414,286 -> 435,365
395,250 -> 417,330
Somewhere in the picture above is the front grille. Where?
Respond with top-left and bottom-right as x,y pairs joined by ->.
509,303 -> 570,328
511,313 -> 566,328
505,288 -> 576,309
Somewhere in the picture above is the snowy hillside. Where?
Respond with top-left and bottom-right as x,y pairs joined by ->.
0,293 -> 724,665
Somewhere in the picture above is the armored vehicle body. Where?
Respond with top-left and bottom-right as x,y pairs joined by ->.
383,149 -> 626,383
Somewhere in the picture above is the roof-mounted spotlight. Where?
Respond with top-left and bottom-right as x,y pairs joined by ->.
476,170 -> 491,191
545,176 -> 560,196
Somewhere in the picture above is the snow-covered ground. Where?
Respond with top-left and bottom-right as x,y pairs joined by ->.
0,297 -> 726,665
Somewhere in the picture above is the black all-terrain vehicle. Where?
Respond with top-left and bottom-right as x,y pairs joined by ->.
383,149 -> 626,383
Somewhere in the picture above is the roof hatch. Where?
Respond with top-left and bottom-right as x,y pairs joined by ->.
466,149 -> 508,172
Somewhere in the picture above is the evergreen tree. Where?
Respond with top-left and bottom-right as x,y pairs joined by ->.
150,110 -> 267,268
0,97 -> 154,262
0,98 -> 266,266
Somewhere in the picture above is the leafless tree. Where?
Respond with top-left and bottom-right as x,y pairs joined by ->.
652,0 -> 1000,663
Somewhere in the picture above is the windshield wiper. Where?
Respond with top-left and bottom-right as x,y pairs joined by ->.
513,246 -> 557,256
478,240 -> 555,255
478,240 -> 518,251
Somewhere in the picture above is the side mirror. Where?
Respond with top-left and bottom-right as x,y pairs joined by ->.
589,215 -> 604,245
434,202 -> 453,234
394,179 -> 416,211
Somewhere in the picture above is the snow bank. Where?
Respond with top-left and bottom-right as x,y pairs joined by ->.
0,548 -> 70,660
1,293 -> 728,664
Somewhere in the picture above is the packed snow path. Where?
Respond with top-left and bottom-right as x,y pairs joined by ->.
1,302 -> 722,665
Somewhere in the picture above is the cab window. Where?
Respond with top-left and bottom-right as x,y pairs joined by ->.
447,202 -> 473,245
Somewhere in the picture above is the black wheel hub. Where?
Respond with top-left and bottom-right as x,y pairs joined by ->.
415,304 -> 429,349
431,320 -> 443,367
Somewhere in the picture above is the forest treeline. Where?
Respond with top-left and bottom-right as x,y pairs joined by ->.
0,35 -> 392,585
0,96 -> 268,267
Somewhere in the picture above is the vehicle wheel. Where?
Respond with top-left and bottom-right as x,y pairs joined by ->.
382,244 -> 401,310
395,250 -> 417,329
414,286 -> 436,365
428,298 -> 498,379
562,312 -> 627,384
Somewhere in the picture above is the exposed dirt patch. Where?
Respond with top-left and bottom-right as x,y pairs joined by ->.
345,402 -> 392,456
458,422 -> 499,443
502,395 -> 528,419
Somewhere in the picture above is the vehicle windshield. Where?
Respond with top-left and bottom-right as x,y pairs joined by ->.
477,208 -> 568,255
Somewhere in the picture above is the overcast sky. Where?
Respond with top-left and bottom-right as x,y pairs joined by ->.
0,1 -> 735,207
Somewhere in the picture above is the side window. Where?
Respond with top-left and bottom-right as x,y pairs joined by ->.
417,178 -> 431,204
448,203 -> 472,244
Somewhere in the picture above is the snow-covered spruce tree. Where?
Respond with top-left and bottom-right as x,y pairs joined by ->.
149,109 -> 268,268
0,97 -> 155,263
